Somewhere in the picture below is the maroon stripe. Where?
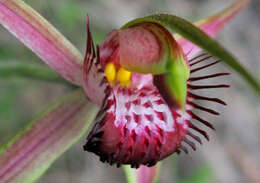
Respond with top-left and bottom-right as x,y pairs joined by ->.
190,56 -> 212,66
188,73 -> 230,82
188,84 -> 230,90
188,123 -> 210,141
187,131 -> 202,145
189,53 -> 208,63
188,101 -> 220,115
188,111 -> 215,130
188,92 -> 227,105
190,60 -> 220,73
183,137 -> 196,151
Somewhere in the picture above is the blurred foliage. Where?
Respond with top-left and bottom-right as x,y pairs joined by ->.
0,0 -> 259,183
0,85 -> 19,125
179,166 -> 213,183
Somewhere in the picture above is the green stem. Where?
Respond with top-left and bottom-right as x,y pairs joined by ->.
0,62 -> 72,86
123,166 -> 137,183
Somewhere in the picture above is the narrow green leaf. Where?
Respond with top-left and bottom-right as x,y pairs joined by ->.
0,89 -> 99,183
0,61 -> 68,85
122,13 -> 260,97
174,0 -> 250,58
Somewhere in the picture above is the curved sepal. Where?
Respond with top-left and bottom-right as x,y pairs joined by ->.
122,6 -> 260,97
82,19 -> 111,107
175,0 -> 251,58
119,23 -> 170,74
120,22 -> 189,75
0,0 -> 83,85
0,89 -> 99,183
120,22 -> 190,110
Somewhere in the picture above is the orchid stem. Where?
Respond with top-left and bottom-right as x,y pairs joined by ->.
123,166 -> 137,183
0,62 -> 74,86
123,164 -> 161,183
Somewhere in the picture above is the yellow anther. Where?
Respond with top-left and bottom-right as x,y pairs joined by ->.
105,62 -> 116,83
116,67 -> 131,84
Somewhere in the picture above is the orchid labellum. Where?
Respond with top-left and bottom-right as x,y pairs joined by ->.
0,0 -> 259,182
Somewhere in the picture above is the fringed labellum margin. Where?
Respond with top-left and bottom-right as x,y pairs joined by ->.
82,19 -> 229,168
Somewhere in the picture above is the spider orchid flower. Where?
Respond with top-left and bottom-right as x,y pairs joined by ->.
83,20 -> 193,168
83,0 -> 252,167
0,0 -> 259,182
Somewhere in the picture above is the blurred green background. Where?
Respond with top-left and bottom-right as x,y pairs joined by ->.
0,0 -> 259,182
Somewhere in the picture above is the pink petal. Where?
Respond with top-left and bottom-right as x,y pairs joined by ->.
0,0 -> 83,85
119,22 -> 188,75
82,21 -> 111,106
99,30 -> 119,66
0,89 -> 99,182
119,25 -> 161,73
175,0 -> 250,59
